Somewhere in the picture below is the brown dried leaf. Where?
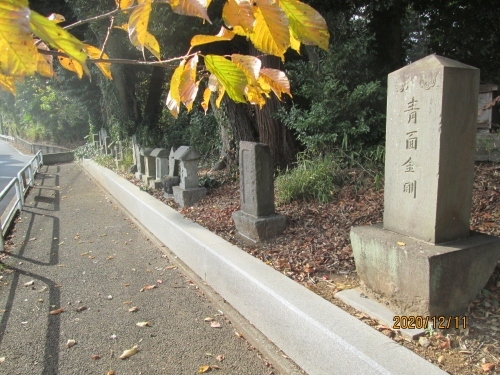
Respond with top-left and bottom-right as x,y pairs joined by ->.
91,354 -> 101,360
482,363 -> 495,372
210,321 -> 221,328
49,308 -> 65,315
128,306 -> 139,312
140,285 -> 156,292
136,321 -> 151,327
215,354 -> 225,362
397,241 -> 406,246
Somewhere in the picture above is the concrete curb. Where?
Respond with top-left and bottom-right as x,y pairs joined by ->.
81,159 -> 448,375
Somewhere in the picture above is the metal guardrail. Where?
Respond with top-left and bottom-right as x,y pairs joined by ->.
0,151 -> 43,251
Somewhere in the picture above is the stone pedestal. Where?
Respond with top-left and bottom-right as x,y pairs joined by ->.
232,142 -> 286,242
232,210 -> 287,243
140,148 -> 155,184
351,224 -> 500,316
172,146 -> 205,207
350,55 -> 498,317
172,186 -> 206,208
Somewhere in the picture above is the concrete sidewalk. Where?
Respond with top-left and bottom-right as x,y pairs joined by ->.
0,163 -> 291,374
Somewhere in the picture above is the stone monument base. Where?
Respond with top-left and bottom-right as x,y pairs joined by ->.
134,172 -> 142,180
149,179 -> 163,190
141,175 -> 154,184
232,210 -> 287,243
172,186 -> 206,207
351,223 -> 500,316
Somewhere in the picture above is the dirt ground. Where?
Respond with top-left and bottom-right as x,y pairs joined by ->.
133,162 -> 499,374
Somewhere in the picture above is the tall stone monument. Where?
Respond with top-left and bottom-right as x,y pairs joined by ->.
350,55 -> 500,317
140,148 -> 155,184
172,146 -> 206,207
232,142 -> 286,242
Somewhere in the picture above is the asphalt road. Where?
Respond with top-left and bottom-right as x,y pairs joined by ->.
0,140 -> 33,214
0,163 -> 282,375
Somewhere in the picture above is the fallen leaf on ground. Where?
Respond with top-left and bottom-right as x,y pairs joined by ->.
216,355 -> 225,362
156,279 -> 163,284
235,331 -> 243,338
0,357 -> 5,363
106,371 -> 115,375
165,266 -> 176,270
50,308 -> 65,315
24,280 -> 35,287
128,306 -> 139,312
198,365 -> 211,373
66,339 -> 76,348
210,321 -> 221,328
397,241 -> 406,246
204,317 -> 214,322
140,285 -> 156,292
75,306 -> 87,312
481,363 -> 495,372
119,345 -> 139,359
80,252 -> 89,256
107,256 -> 114,260
136,321 -> 151,327
91,355 -> 101,360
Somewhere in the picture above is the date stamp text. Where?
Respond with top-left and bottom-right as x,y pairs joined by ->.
393,315 -> 467,330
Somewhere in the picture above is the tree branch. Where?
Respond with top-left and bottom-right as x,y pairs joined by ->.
64,5 -> 139,30
99,16 -> 115,59
37,49 -> 199,69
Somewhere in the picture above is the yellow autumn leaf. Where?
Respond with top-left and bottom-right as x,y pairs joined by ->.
0,72 -> 16,94
144,31 -> 160,60
198,365 -> 211,373
204,55 -> 247,103
201,87 -> 211,114
169,0 -> 211,23
250,0 -> 290,60
47,13 -> 65,23
118,0 -> 135,9
36,42 -> 54,78
30,12 -> 87,74
215,85 -> 225,108
290,31 -> 301,53
84,44 -> 112,80
179,55 -> 199,111
259,68 -> 291,99
0,0 -> 37,76
166,61 -> 186,118
128,0 -> 152,50
279,0 -> 329,50
58,54 -> 84,79
245,84 -> 267,107
231,54 -> 261,84
190,26 -> 235,47
222,0 -> 254,34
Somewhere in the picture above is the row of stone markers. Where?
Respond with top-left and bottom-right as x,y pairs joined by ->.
123,54 -> 499,321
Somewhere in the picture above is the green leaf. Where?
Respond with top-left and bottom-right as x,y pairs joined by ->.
204,55 -> 247,103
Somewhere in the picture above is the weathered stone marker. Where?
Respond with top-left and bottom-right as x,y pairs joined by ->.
140,148 -> 155,184
162,147 -> 180,197
232,141 -> 286,242
149,148 -> 169,189
172,146 -> 206,207
350,55 -> 500,317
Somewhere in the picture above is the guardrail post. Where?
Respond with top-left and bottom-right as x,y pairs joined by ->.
0,217 -> 4,252
27,164 -> 34,187
14,178 -> 23,210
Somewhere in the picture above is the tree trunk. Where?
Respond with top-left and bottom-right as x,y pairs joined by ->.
370,0 -> 404,74
249,47 -> 296,169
